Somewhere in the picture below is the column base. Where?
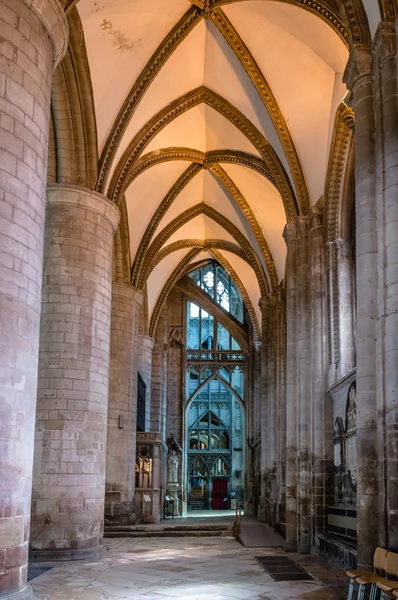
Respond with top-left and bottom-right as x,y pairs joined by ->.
298,544 -> 311,554
0,587 -> 35,600
104,501 -> 138,526
284,541 -> 297,552
29,545 -> 106,563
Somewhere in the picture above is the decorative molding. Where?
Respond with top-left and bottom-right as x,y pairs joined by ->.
379,0 -> 398,21
338,0 -> 371,46
96,6 -> 203,193
150,249 -> 201,337
168,327 -> 184,348
343,44 -> 373,92
325,103 -> 355,243
210,248 -> 261,340
372,21 -> 397,65
138,202 -> 269,297
126,147 -> 276,189
107,87 -> 298,222
208,0 -> 347,42
146,239 -> 250,276
132,163 -> 202,286
210,8 -> 310,215
209,163 -> 278,290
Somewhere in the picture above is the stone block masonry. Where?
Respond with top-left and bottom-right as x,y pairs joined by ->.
31,185 -> 119,560
0,1 -> 68,598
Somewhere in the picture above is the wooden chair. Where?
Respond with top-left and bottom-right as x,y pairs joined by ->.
345,547 -> 388,600
355,551 -> 398,600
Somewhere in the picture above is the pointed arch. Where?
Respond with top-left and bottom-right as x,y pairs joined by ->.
210,8 -> 310,212
107,87 -> 298,221
139,203 -> 269,297
150,249 -> 201,338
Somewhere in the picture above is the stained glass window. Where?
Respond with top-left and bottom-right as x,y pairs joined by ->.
189,262 -> 244,323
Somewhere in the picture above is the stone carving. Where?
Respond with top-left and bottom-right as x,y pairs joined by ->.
169,326 -> 184,348
168,451 -> 179,484
346,383 -> 356,432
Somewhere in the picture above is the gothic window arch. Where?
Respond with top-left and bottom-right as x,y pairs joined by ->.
186,263 -> 246,510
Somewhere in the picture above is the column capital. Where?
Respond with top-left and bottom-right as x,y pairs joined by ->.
343,45 -> 373,92
24,0 -> 69,67
47,184 -> 120,233
372,21 -> 397,65
112,283 -> 144,307
139,335 -> 156,351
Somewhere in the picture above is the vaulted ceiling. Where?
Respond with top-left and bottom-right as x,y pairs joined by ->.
68,0 -> 380,337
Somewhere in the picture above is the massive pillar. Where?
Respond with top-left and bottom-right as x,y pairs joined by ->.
137,335 -> 155,431
296,217 -> 310,553
283,223 -> 299,550
373,22 -> 398,551
308,208 -> 332,540
344,47 -> 378,569
105,284 -> 143,523
31,185 -> 119,560
0,2 -> 67,597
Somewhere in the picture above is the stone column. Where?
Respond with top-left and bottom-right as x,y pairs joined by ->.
309,209 -> 332,540
137,335 -> 155,430
259,298 -> 270,523
344,47 -> 378,569
327,238 -> 356,384
283,223 -> 299,550
373,22 -> 398,551
297,217 -> 310,553
267,295 -> 278,522
0,2 -> 67,597
31,185 -> 119,560
276,289 -> 286,526
105,284 -> 143,523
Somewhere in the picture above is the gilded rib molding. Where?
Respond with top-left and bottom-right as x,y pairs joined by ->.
96,6 -> 203,193
210,248 -> 260,339
211,8 -> 310,215
210,163 -> 278,290
208,0 -> 347,42
139,203 -> 269,297
131,163 -> 202,287
126,148 -> 276,190
379,0 -> 397,19
324,103 -> 354,242
108,86 -> 297,222
149,248 -> 201,337
147,239 -> 250,276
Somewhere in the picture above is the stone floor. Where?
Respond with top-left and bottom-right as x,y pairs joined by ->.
30,537 -> 349,600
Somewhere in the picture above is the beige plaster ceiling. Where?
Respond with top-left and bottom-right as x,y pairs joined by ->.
76,0 -> 353,332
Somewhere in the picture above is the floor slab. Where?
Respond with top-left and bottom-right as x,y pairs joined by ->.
30,537 -> 348,600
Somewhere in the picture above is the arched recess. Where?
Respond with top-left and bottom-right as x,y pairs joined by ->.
139,203 -> 269,296
50,8 -> 98,188
150,248 -> 202,338
154,242 -> 261,339
324,103 -> 356,378
186,373 -> 245,411
176,274 -> 250,349
107,87 -> 298,219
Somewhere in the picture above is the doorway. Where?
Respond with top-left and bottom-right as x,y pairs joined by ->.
211,478 -> 229,510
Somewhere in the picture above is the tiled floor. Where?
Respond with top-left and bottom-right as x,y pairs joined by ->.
31,537 -> 348,600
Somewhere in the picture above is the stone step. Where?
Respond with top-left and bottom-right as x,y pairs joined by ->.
105,524 -> 230,532
104,529 -> 227,538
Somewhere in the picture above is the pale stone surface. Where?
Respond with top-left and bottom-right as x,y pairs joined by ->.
30,536 -> 347,600
105,284 -> 143,523
0,0 -> 67,596
31,185 -> 119,557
